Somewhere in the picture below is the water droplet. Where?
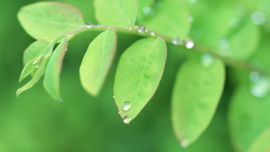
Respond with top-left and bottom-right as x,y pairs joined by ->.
122,101 -> 131,111
180,139 -> 190,148
249,72 -> 261,82
172,37 -> 182,46
143,6 -> 152,15
138,26 -> 147,33
219,38 -> 230,55
251,11 -> 266,25
188,0 -> 198,4
201,53 -> 214,67
150,32 -> 156,36
185,39 -> 194,49
188,16 -> 194,22
251,78 -> 270,98
85,23 -> 93,28
113,95 -> 116,99
123,116 -> 132,124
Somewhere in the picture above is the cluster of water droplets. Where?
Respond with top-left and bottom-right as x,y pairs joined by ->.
249,72 -> 270,98
119,101 -> 132,124
171,37 -> 195,49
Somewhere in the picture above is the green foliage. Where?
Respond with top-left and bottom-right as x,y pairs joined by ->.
44,39 -> 68,101
80,30 -> 117,96
248,129 -> 270,152
18,2 -> 85,41
172,54 -> 225,147
114,38 -> 167,124
15,0 -> 270,151
94,0 -> 137,26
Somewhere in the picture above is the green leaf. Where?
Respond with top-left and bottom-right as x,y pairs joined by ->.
137,0 -> 154,22
114,38 -> 167,124
43,39 -> 68,101
80,30 -> 117,96
172,54 -> 225,147
248,129 -> 270,152
16,57 -> 48,97
18,2 -> 85,42
19,40 -> 52,82
219,19 -> 260,60
142,0 -> 191,39
229,84 -> 270,152
23,40 -> 52,65
94,0 -> 137,26
19,58 -> 41,82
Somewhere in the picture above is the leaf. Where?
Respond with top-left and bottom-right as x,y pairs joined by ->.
43,39 -> 68,101
16,57 -> 48,97
248,129 -> 270,152
219,19 -> 260,60
142,0 -> 191,39
23,40 -> 52,65
114,38 -> 167,124
18,2 -> 85,42
80,30 -> 117,96
19,40 -> 52,82
137,0 -> 154,22
229,84 -> 270,152
172,54 -> 225,147
94,0 -> 137,26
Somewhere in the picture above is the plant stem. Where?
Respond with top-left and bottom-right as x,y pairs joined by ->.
63,24 -> 270,77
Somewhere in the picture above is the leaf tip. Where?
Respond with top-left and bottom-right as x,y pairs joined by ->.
179,139 -> 191,148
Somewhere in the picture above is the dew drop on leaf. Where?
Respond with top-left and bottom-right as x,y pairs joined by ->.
201,53 -> 214,68
251,78 -> 270,98
180,139 -> 190,148
185,39 -> 194,49
122,101 -> 132,111
85,23 -> 94,28
138,26 -> 147,33
143,6 -> 152,15
251,11 -> 266,25
188,16 -> 194,22
172,37 -> 182,46
123,116 -> 132,124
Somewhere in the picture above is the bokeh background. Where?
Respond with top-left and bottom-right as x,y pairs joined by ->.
0,0 -> 260,151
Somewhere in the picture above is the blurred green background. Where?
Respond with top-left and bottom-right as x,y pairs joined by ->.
1,0 -> 263,151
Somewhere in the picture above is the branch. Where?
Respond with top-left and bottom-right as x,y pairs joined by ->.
61,24 -> 270,77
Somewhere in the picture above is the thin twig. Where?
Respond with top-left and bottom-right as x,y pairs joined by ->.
61,24 -> 270,77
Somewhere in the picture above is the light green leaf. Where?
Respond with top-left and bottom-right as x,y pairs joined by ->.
219,19 -> 260,60
249,129 -> 270,152
19,40 -> 52,82
44,39 -> 68,101
94,0 -> 137,26
80,30 -> 117,96
229,84 -> 270,152
114,38 -> 167,124
137,0 -> 154,22
23,40 -> 52,65
16,57 -> 48,97
19,58 -> 41,82
172,54 -> 225,147
18,2 -> 85,42
143,0 -> 191,39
